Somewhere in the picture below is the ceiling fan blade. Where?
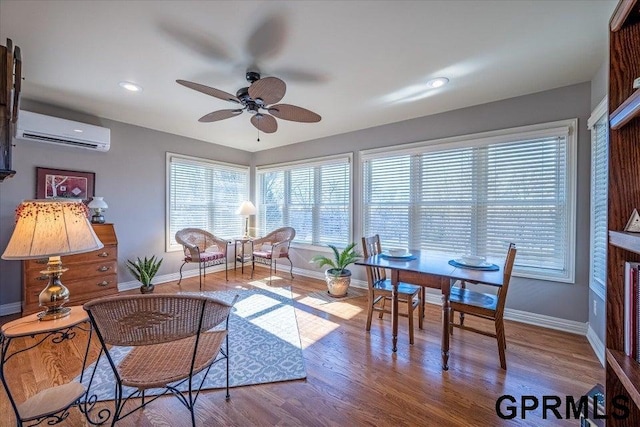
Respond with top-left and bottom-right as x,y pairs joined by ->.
177,80 -> 240,104
199,109 -> 243,123
160,23 -> 234,64
251,113 -> 278,133
268,104 -> 321,123
246,14 -> 287,63
248,77 -> 286,105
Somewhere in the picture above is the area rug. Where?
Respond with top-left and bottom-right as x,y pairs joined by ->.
75,287 -> 306,401
305,286 -> 367,304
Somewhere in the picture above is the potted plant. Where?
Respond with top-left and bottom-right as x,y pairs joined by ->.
310,243 -> 361,297
126,255 -> 163,294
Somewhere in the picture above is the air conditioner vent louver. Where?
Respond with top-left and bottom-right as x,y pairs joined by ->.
17,111 -> 110,152
21,133 -> 102,149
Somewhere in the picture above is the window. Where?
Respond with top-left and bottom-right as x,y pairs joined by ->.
362,120 -> 577,282
166,153 -> 249,251
256,154 -> 352,247
589,98 -> 608,298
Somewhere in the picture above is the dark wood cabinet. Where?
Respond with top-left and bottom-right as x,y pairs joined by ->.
607,1 -> 640,424
22,223 -> 118,315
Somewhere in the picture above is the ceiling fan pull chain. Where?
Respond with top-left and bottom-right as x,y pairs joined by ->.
257,127 -> 260,142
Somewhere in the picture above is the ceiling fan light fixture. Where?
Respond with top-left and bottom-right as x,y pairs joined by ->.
425,77 -> 449,89
119,81 -> 143,92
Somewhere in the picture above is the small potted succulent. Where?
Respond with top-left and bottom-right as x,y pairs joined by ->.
310,243 -> 361,297
126,255 -> 163,294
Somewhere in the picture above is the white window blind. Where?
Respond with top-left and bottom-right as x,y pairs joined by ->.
362,121 -> 576,282
589,99 -> 608,297
166,153 -> 249,251
257,155 -> 352,246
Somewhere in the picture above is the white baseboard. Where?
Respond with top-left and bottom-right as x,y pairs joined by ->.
0,265 -> 591,338
118,264 -> 228,292
586,323 -> 606,366
293,266 -> 588,336
0,301 -> 22,317
418,290 -> 588,335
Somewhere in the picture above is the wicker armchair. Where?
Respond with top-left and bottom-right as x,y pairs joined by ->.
83,294 -> 237,427
175,228 -> 229,289
251,227 -> 296,284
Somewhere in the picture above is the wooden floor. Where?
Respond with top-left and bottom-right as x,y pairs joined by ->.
0,269 -> 604,426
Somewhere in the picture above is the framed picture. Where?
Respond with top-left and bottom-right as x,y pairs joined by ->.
36,167 -> 95,202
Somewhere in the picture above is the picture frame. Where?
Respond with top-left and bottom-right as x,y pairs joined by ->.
36,167 -> 95,202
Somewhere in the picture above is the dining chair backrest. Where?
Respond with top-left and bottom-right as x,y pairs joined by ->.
361,234 -> 386,284
495,242 -> 517,317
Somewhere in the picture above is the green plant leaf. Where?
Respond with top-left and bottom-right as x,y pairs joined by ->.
126,255 -> 163,286
311,242 -> 361,274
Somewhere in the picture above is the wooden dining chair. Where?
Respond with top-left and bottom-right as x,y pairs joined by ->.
361,235 -> 425,344
449,243 -> 517,369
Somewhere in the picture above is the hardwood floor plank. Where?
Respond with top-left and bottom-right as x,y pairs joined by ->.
0,270 -> 604,426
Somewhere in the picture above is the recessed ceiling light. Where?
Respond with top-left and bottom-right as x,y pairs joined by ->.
119,81 -> 143,92
73,129 -> 83,133
426,77 -> 449,89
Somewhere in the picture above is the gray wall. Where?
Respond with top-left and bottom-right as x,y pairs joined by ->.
0,100 -> 251,306
0,83 -> 593,324
255,82 -> 593,323
589,59 -> 609,345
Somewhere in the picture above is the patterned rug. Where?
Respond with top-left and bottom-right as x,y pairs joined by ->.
76,287 -> 306,401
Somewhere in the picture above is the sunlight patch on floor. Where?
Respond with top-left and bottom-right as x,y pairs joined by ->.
294,308 -> 340,349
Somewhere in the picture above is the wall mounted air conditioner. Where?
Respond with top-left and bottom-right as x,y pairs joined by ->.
17,110 -> 110,152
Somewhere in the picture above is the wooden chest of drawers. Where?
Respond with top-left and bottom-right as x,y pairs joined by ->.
22,223 -> 118,315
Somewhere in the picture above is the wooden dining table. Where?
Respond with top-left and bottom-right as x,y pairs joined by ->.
355,249 -> 505,370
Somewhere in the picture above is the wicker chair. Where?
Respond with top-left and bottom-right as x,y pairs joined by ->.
83,294 -> 237,427
449,243 -> 517,369
361,234 -> 425,344
175,228 -> 229,289
251,227 -> 296,284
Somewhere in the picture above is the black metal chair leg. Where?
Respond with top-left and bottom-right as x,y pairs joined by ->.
178,261 -> 187,286
288,256 -> 294,279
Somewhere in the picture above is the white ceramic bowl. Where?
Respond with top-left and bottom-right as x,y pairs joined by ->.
461,255 -> 486,266
388,248 -> 408,256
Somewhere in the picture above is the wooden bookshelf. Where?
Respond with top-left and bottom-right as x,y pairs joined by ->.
610,90 -> 640,130
607,1 -> 640,425
607,349 -> 640,408
610,231 -> 640,253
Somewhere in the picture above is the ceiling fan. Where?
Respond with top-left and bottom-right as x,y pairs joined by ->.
177,71 -> 321,134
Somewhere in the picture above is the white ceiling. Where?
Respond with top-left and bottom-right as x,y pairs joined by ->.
0,0 -> 617,152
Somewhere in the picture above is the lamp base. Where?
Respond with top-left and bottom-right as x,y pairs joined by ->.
91,213 -> 105,224
38,256 -> 71,321
37,306 -> 72,321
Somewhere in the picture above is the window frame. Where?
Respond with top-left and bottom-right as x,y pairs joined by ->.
588,97 -> 608,299
165,152 -> 250,252
360,119 -> 578,283
255,153 -> 353,250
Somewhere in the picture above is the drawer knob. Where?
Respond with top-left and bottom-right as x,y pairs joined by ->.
98,266 -> 110,272
37,275 -> 49,281
98,252 -> 109,258
97,281 -> 110,287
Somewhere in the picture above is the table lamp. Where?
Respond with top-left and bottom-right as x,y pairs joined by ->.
1,199 -> 104,320
236,201 -> 256,238
88,196 -> 108,224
